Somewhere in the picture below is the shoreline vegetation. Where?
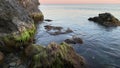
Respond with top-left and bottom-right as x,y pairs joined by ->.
0,0 -> 85,68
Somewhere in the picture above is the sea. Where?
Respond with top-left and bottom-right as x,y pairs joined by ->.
36,4 -> 120,68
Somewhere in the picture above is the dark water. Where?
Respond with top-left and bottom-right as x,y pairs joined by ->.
36,4 -> 120,68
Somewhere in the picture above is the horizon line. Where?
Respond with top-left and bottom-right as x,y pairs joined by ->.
40,3 -> 120,5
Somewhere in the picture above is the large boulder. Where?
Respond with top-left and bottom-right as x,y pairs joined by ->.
26,42 -> 85,68
88,13 -> 120,27
0,0 -> 44,50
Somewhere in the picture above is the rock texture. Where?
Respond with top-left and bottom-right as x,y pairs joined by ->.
0,0 -> 43,67
27,42 -> 85,68
88,13 -> 120,27
0,0 -> 85,68
0,0 -> 44,50
64,37 -> 83,44
44,25 -> 73,35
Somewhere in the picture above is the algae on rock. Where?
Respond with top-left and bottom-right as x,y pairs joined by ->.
27,42 -> 85,68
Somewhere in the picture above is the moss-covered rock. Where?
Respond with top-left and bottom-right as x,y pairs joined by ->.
0,0 -> 43,50
30,12 -> 44,23
26,42 -> 85,68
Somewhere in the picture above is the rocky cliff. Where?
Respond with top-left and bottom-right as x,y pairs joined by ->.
0,0 -> 85,68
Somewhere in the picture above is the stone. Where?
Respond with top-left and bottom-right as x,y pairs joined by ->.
44,25 -> 63,31
9,62 -> 16,67
64,39 -> 76,44
44,19 -> 53,22
64,37 -> 83,44
44,25 -> 73,35
88,13 -> 120,27
0,51 -> 4,63
0,0 -> 44,48
73,37 -> 83,44
28,42 -> 85,68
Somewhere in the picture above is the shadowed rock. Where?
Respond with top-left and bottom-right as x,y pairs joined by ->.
64,36 -> 83,44
26,42 -> 85,68
0,51 -> 4,64
88,13 -> 120,27
44,19 -> 53,22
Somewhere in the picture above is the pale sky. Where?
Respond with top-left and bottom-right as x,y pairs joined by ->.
40,0 -> 120,4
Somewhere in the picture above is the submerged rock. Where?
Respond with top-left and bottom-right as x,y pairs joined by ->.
88,13 -> 120,27
27,42 -> 85,68
44,25 -> 63,31
44,25 -> 73,35
44,19 -> 53,22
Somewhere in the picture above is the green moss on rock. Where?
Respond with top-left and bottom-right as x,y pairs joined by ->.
30,12 -> 44,23
27,42 -> 85,68
1,25 -> 36,48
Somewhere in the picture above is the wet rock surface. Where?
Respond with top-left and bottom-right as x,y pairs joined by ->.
44,25 -> 73,35
64,36 -> 83,44
44,19 -> 53,22
88,13 -> 120,27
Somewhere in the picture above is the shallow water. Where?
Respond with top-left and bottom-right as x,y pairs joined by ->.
36,4 -> 120,68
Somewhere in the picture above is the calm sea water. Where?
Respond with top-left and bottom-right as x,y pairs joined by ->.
36,4 -> 120,68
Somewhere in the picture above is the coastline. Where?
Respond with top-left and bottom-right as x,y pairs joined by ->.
0,0 -> 85,68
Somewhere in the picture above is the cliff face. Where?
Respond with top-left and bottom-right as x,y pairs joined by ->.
0,0 -> 44,48
0,0 -> 85,68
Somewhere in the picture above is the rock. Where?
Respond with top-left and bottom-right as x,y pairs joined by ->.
44,25 -> 73,35
73,37 -> 83,44
0,0 -> 85,68
64,37 -> 83,44
44,19 -> 53,22
0,52 -> 4,63
25,44 -> 45,56
0,0 -> 44,49
30,12 -> 44,23
66,28 -> 73,33
64,39 -> 76,44
28,42 -> 85,68
88,13 -> 120,26
44,25 -> 63,31
9,62 -> 16,67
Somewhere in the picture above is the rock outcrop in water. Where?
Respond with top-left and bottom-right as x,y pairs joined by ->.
0,0 -> 85,68
88,13 -> 120,27
64,36 -> 83,44
44,25 -> 73,35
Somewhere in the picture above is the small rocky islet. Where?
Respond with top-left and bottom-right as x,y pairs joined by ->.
0,0 -> 85,68
88,13 -> 120,27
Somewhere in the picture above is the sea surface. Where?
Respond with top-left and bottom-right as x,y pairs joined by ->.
36,4 -> 120,68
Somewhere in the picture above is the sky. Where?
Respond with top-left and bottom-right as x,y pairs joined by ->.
40,0 -> 120,4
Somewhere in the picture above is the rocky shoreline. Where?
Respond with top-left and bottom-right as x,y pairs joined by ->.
0,0 -> 85,68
